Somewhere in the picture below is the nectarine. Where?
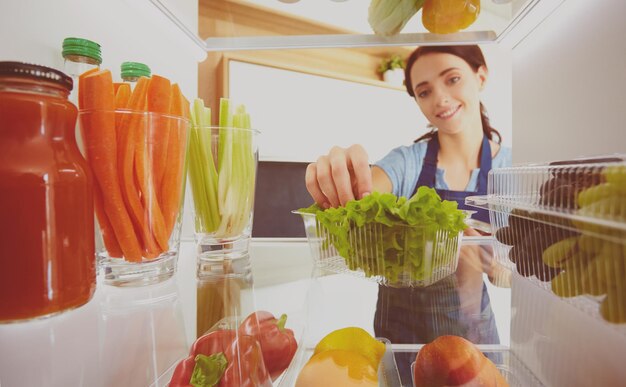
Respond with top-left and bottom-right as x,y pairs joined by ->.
413,335 -> 508,387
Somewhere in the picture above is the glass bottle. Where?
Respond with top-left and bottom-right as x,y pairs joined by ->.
0,62 -> 96,322
121,61 -> 151,87
63,37 -> 102,251
62,37 -> 102,105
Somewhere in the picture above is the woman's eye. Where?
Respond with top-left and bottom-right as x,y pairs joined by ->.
448,76 -> 461,84
417,90 -> 430,98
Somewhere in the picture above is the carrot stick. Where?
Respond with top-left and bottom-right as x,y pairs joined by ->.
131,106 -> 164,257
116,76 -> 161,259
147,75 -> 172,201
134,75 -> 171,254
77,67 -> 100,109
113,82 -> 124,95
161,83 -> 189,236
115,83 -> 131,109
114,83 -> 131,135
78,69 -> 142,262
94,182 -> 123,257
142,75 -> 171,250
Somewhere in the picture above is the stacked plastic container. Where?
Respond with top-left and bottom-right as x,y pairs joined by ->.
466,156 -> 626,325
465,156 -> 626,386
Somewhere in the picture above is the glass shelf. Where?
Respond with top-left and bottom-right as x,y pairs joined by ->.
152,0 -> 566,52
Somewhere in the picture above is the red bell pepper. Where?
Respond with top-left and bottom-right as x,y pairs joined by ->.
220,334 -> 272,387
169,329 -> 272,387
239,311 -> 298,380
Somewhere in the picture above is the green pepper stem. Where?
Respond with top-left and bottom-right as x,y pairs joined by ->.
276,313 -> 288,331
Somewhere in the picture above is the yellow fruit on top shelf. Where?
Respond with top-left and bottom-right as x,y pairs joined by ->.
295,349 -> 378,387
422,0 -> 481,34
314,327 -> 386,370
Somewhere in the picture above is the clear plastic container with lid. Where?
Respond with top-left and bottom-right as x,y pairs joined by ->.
0,61 -> 96,322
465,156 -> 626,326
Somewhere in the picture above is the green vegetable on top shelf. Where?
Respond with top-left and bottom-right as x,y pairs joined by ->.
188,97 -> 256,238
299,186 -> 467,283
368,0 -> 425,36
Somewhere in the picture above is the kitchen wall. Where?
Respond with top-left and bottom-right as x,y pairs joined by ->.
0,0 -> 202,100
228,45 -> 513,164
512,0 -> 626,164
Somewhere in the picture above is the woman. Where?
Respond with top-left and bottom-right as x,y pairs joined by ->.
305,45 -> 512,383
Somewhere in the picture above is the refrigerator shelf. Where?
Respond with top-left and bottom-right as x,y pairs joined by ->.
465,156 -> 626,327
153,0 -> 566,50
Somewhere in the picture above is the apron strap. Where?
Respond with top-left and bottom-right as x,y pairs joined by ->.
476,134 -> 492,194
413,132 -> 492,196
415,133 -> 440,190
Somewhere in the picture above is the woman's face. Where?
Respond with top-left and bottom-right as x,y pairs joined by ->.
409,52 -> 487,136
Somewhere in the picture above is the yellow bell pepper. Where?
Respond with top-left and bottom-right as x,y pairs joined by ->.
422,0 -> 481,34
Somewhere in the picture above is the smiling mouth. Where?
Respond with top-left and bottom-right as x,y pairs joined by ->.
436,105 -> 461,119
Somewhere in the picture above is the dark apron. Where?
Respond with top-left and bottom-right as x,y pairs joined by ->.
373,134 -> 500,385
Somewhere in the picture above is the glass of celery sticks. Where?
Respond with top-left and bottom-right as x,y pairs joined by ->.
187,98 -> 259,266
188,98 -> 260,335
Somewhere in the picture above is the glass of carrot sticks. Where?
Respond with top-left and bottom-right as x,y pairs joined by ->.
78,69 -> 190,286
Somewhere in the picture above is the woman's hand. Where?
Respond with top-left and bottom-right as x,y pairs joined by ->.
305,145 -> 372,208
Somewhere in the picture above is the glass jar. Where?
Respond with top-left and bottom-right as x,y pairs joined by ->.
0,61 -> 96,323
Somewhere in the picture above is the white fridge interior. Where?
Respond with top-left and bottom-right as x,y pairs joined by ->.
1,0 -> 625,386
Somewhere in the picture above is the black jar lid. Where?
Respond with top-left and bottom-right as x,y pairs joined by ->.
0,61 -> 73,92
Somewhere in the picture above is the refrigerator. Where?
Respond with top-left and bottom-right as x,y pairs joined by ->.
1,0 -> 625,386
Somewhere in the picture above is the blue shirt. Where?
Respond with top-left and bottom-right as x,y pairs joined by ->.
374,139 -> 512,198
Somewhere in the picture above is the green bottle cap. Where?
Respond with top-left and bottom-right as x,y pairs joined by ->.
121,62 -> 151,80
62,37 -> 102,64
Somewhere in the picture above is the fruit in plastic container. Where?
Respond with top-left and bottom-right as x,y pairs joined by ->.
295,349 -> 378,387
413,335 -> 509,387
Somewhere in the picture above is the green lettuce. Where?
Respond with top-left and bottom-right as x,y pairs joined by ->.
299,186 -> 466,283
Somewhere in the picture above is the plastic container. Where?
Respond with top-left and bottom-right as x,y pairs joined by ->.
411,346 -> 543,386
162,312 -> 301,387
294,211 -> 464,287
0,61 -> 96,323
78,110 -> 190,286
465,156 -> 626,325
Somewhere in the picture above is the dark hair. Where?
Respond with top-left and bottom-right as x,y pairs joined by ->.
404,45 -> 502,144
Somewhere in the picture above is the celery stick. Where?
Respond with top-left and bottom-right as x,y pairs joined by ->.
217,98 -> 233,216
232,106 -> 254,235
188,126 -> 211,232
188,99 -> 221,233
195,100 -> 220,231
